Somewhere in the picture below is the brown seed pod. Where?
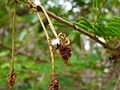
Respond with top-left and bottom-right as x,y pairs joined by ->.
49,77 -> 59,90
7,70 -> 18,88
56,44 -> 71,64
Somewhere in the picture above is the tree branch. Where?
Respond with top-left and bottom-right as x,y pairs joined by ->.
40,8 -> 119,52
14,0 -> 120,52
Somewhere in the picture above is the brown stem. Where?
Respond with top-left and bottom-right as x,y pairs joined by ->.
37,12 -> 55,78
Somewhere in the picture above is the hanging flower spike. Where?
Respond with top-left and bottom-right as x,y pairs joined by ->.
7,4 -> 19,88
7,70 -> 18,88
49,76 -> 59,90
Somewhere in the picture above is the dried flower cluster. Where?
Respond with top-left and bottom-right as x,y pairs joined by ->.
108,54 -> 120,64
7,70 -> 18,88
57,44 -> 71,64
49,77 -> 59,90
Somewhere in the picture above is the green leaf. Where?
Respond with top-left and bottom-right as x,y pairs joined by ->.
22,0 -> 28,3
81,17 -> 93,29
93,0 -> 101,9
0,50 -> 10,57
73,21 -> 90,31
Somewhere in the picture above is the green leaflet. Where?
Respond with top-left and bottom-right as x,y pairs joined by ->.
65,16 -> 120,40
81,18 -> 93,29
22,0 -> 28,3
73,21 -> 90,31
106,26 -> 120,37
93,24 -> 106,36
108,22 -> 120,28
93,0 -> 101,9
6,0 -> 14,6
109,17 -> 120,23
72,17 -> 93,31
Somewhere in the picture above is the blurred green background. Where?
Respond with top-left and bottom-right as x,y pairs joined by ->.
0,0 -> 120,90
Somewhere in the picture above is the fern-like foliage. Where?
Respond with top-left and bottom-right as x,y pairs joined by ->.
69,16 -> 120,41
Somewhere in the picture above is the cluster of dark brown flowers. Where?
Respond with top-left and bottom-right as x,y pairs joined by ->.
49,77 -> 59,90
108,54 -> 120,64
57,44 -> 71,64
7,70 -> 18,88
